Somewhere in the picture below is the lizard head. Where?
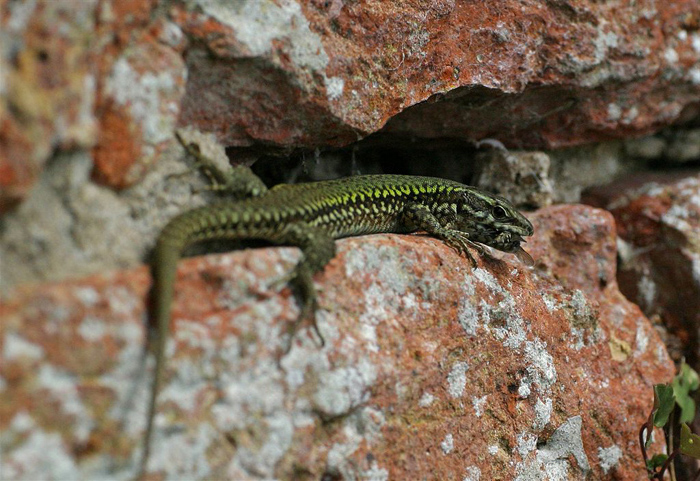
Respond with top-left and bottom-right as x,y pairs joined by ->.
452,189 -> 535,265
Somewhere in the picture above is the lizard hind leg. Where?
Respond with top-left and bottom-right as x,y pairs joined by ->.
273,223 -> 337,351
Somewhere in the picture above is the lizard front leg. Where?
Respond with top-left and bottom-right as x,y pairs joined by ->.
400,203 -> 483,266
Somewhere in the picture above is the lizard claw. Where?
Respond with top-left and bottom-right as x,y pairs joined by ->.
280,264 -> 325,353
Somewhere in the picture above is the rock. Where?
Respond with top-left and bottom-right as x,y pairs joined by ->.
665,129 -> 700,163
474,150 -> 554,209
625,136 -> 668,160
583,173 -> 700,363
3,0 -> 700,208
624,128 -> 700,164
1,205 -> 673,479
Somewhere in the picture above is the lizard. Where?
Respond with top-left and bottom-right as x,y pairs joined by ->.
139,133 -> 535,474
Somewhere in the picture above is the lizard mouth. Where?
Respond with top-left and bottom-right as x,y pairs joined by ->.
495,234 -> 534,266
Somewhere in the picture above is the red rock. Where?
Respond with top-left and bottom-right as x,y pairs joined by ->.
584,173 -> 700,364
1,205 -> 673,479
0,1 -> 99,211
0,1 -> 187,208
178,1 -> 700,150
3,1 -> 700,206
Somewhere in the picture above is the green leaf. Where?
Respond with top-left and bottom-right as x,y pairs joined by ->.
680,423 -> 700,459
653,384 -> 676,428
646,453 -> 668,471
673,363 -> 699,424
681,363 -> 700,391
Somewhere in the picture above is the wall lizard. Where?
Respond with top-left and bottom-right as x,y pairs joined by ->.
139,134 -> 534,474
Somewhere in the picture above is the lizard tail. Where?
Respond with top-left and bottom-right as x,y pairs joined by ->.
140,221 -> 191,476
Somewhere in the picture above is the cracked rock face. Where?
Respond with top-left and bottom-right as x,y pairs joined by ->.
585,173 -> 700,364
3,0 -> 700,208
2,205 -> 673,480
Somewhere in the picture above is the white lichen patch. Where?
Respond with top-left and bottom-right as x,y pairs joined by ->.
690,68 -> 700,85
1,429 -> 79,481
542,294 -> 560,313
325,76 -> 345,101
313,358 -> 377,417
9,411 -> 35,432
638,273 -> 657,311
692,33 -> 700,53
664,47 -> 679,64
237,413 -> 294,478
441,433 -> 454,454
98,324 -> 151,439
536,416 -> 590,474
471,269 -> 528,349
148,423 -> 217,480
37,365 -> 93,442
516,432 -> 537,457
607,103 -> 622,121
598,444 -> 623,474
280,325 -> 333,391
570,290 -> 591,321
472,395 -> 487,417
214,358 -> 287,429
6,0 -> 39,32
516,417 -> 591,480
457,298 -> 479,336
361,461 -> 389,481
462,267 -> 559,402
200,0 -> 335,94
662,182 -> 700,237
74,286 -> 99,306
78,315 -> 107,342
202,347 -> 302,479
359,322 -> 379,353
343,243 -> 411,326
693,256 -> 700,285
569,327 -> 585,351
106,56 -> 181,145
524,339 -> 557,390
518,380 -> 531,398
157,320 -> 222,413
463,466 -> 482,481
4,333 -> 44,361
634,325 -> 649,356
472,267 -> 503,295
447,361 -> 469,398
325,407 -> 386,479
106,284 -> 140,318
533,397 -> 553,431
209,0 -> 327,68
419,391 -> 436,407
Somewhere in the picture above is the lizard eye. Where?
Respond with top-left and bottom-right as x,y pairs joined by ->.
493,205 -> 508,219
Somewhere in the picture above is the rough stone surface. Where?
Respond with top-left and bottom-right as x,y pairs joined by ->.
0,0 -> 187,211
474,149 -> 554,209
0,145 -> 222,295
625,126 -> 700,164
472,141 -> 639,208
584,172 -> 700,364
2,205 -> 673,480
178,0 -> 700,151
3,0 -> 700,209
